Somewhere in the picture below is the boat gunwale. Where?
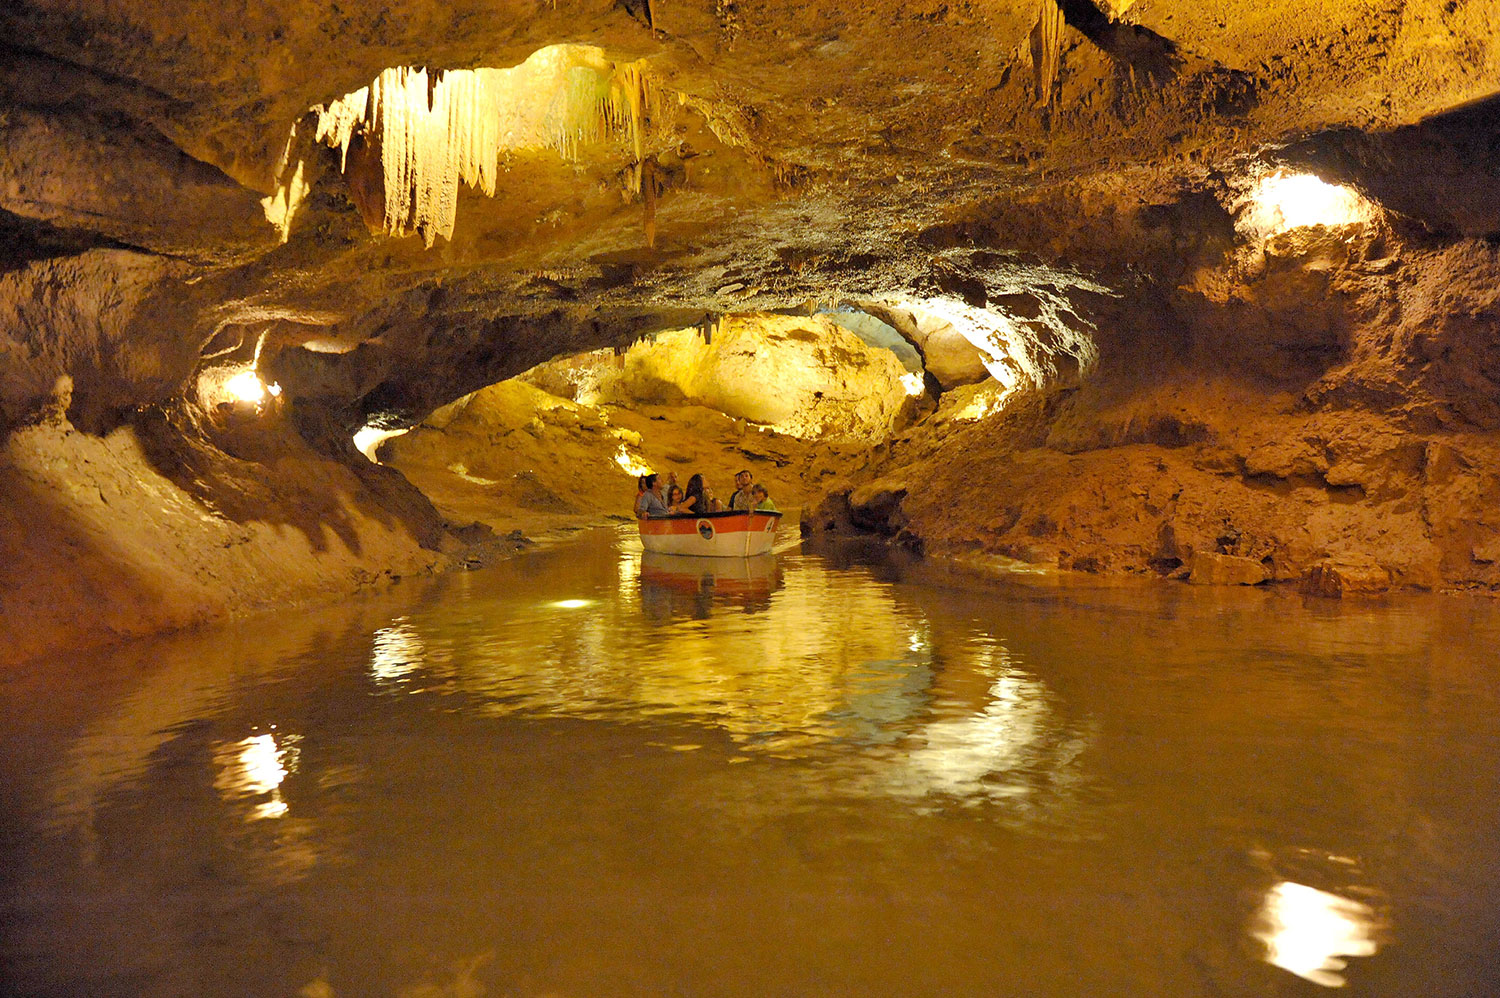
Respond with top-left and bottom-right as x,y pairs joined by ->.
644,510 -> 783,521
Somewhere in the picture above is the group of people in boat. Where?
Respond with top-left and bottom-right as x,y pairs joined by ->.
635,468 -> 778,518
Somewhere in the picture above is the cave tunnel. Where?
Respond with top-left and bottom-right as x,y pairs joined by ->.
2,2 -> 1500,995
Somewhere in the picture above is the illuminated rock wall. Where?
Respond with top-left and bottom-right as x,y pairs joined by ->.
525,314 -> 916,441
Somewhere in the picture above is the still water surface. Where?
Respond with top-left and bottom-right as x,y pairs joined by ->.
2,527 -> 1497,997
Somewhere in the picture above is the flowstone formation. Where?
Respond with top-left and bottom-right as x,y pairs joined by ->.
2,0 -> 1499,662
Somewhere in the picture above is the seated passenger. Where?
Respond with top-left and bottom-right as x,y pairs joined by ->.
666,485 -> 685,512
635,473 -> 669,518
728,469 -> 755,511
751,483 -> 778,512
681,473 -> 712,515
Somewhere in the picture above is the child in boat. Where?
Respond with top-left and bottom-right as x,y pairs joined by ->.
751,484 -> 778,512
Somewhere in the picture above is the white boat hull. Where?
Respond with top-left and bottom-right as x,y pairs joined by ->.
638,511 -> 782,557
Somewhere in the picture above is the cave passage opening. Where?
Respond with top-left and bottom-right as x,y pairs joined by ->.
356,299 -> 1097,539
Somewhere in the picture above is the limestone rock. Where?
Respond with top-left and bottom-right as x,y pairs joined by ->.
1186,551 -> 1269,586
1473,538 -> 1500,564
847,479 -> 910,536
1302,559 -> 1391,598
525,314 -> 912,442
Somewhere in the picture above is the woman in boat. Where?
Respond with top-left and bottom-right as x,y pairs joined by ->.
681,473 -> 712,515
666,484 -> 686,512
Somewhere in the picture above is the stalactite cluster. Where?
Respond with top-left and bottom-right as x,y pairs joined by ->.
272,46 -> 666,247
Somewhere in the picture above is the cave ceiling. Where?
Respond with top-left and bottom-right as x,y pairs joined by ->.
2,0 -> 1497,426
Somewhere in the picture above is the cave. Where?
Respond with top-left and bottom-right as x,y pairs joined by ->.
2,1 -> 1499,994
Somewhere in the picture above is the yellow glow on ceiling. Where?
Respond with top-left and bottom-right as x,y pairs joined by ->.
614,443 -> 653,477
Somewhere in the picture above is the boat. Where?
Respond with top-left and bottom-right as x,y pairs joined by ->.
638,509 -> 783,557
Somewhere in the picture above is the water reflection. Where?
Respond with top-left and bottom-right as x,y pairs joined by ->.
428,553 -> 940,760
213,730 -> 300,820
1253,880 -> 1380,987
639,552 -> 783,621
371,618 -> 424,682
6,527 -> 1498,998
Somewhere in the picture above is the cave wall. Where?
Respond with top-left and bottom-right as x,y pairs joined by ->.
818,199 -> 1500,594
0,402 -> 458,667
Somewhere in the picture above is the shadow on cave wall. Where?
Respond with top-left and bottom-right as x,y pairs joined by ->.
1285,90 -> 1500,239
0,463 -> 184,664
129,404 -> 449,556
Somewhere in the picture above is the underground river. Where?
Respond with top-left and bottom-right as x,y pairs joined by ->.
2,526 -> 1497,997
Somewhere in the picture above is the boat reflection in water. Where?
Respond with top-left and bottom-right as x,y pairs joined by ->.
639,551 -> 784,621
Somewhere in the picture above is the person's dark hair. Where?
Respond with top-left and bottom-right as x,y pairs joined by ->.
642,473 -> 658,491
682,473 -> 707,513
668,485 -> 684,505
637,474 -> 647,492
737,469 -> 752,478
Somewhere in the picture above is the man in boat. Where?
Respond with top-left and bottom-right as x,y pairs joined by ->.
751,484 -> 778,513
728,469 -> 755,511
635,473 -> 670,518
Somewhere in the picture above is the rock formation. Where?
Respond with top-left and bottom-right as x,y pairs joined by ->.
2,0 -> 1499,662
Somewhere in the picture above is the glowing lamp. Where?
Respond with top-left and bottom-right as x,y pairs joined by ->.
1245,172 -> 1371,236
224,370 -> 281,405
614,444 -> 653,477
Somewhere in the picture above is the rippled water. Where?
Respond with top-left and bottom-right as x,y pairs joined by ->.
2,526 -> 1497,997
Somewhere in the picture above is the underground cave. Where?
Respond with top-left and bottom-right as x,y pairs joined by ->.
2,1 -> 1499,995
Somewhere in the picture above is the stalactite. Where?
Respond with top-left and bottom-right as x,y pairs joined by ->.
273,46 -> 673,248
1029,1 -> 1066,108
641,155 -> 660,247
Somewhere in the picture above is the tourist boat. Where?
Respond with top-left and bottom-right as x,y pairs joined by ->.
638,509 -> 783,557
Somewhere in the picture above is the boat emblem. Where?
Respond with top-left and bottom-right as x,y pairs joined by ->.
697,519 -> 714,539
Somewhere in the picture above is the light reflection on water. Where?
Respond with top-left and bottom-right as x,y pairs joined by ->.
1,526 -> 1498,997
1254,880 -> 1381,987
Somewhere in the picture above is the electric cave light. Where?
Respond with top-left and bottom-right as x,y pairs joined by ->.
1243,171 -> 1374,237
221,369 -> 281,406
614,443 -> 653,477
